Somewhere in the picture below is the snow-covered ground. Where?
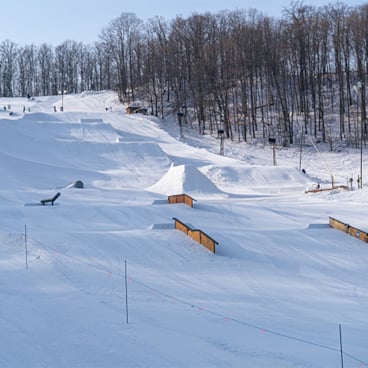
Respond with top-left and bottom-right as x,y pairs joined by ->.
0,91 -> 367,367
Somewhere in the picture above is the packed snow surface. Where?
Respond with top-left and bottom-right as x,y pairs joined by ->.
0,91 -> 367,367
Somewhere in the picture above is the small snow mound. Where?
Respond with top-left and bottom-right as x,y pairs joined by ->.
146,164 -> 225,198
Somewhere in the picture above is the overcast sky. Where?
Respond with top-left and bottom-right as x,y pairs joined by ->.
1,0 -> 367,46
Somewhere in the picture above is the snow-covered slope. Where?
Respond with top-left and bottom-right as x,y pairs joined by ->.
0,91 -> 367,368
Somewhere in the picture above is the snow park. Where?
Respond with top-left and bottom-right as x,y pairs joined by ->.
0,91 -> 367,367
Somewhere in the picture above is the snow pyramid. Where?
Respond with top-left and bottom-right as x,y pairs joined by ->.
146,163 -> 225,198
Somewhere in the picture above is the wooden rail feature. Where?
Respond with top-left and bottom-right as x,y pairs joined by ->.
329,216 -> 368,242
173,217 -> 218,253
329,216 -> 349,233
168,194 -> 196,208
348,226 -> 368,242
305,185 -> 348,194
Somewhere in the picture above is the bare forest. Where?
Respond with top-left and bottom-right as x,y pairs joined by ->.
1,3 -> 368,148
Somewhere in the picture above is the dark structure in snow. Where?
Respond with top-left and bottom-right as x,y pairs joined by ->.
71,180 -> 84,188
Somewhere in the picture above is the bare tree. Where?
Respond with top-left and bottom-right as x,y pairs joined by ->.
0,40 -> 18,97
17,44 -> 37,97
99,12 -> 143,102
36,43 -> 54,96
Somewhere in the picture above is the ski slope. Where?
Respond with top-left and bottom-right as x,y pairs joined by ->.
0,91 -> 367,367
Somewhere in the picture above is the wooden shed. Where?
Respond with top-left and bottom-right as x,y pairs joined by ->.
125,105 -> 148,115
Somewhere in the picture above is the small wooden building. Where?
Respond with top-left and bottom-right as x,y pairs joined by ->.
125,105 -> 148,115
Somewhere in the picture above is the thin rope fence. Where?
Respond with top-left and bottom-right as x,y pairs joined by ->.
2,230 -> 367,367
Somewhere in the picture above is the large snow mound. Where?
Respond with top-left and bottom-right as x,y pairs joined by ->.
146,163 -> 225,198
202,164 -> 313,193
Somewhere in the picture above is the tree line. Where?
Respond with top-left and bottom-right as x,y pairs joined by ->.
1,2 -> 368,147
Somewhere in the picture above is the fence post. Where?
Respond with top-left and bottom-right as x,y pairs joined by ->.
339,324 -> 344,368
25,225 -> 28,269
125,260 -> 129,324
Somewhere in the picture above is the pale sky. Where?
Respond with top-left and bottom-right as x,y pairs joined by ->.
1,0 -> 367,46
